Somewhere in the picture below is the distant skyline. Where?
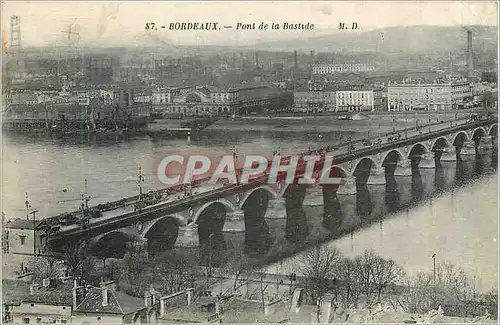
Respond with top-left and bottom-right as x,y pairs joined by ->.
1,1 -> 498,47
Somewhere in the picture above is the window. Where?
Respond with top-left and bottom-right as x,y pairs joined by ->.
97,316 -> 102,322
61,320 -> 67,324
20,235 -> 26,246
23,318 -> 30,324
36,318 -> 41,323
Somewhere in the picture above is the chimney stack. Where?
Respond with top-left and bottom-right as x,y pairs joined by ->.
255,52 -> 259,67
101,282 -> 109,307
294,50 -> 298,67
467,30 -> 473,79
72,280 -> 78,309
30,283 -> 38,295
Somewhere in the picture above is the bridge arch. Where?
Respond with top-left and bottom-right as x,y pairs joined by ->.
143,215 -> 186,256
353,157 -> 378,174
142,214 -> 187,235
192,198 -> 236,224
430,136 -> 451,151
88,231 -> 134,259
240,185 -> 278,208
451,131 -> 470,146
381,149 -> 405,167
407,142 -> 429,159
488,124 -> 498,137
195,199 -> 234,265
472,127 -> 487,140
319,165 -> 349,183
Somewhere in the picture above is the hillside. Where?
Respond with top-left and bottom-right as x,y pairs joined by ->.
250,25 -> 498,54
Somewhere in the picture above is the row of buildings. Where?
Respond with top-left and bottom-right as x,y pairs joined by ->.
3,74 -> 496,124
292,77 -> 494,113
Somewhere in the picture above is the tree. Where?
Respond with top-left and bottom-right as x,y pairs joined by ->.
59,240 -> 88,277
300,246 -> 343,303
483,289 -> 498,318
154,250 -> 202,295
31,256 -> 63,282
337,257 -> 363,308
337,250 -> 403,309
369,252 -> 403,304
397,262 -> 477,316
111,244 -> 153,297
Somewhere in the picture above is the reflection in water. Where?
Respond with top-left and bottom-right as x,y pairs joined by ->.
385,175 -> 400,214
434,161 -> 445,193
411,168 -> 424,203
355,184 -> 372,218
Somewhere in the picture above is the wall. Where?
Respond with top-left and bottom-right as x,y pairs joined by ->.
5,228 -> 38,255
10,302 -> 71,324
72,313 -> 123,324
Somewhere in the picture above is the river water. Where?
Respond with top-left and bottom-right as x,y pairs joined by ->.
1,129 -> 498,292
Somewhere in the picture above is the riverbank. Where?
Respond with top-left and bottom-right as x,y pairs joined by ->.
205,110 -> 481,134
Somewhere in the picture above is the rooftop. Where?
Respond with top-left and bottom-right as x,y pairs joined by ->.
75,286 -> 145,315
4,218 -> 43,230
2,279 -> 73,306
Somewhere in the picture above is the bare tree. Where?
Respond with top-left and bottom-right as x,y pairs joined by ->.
337,250 -> 403,309
337,257 -> 363,308
59,239 -> 87,277
483,289 -> 498,318
31,256 -> 63,281
398,262 -> 478,316
300,245 -> 343,302
370,252 -> 404,303
154,250 -> 202,295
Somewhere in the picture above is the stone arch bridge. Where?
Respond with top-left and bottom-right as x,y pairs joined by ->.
44,118 -> 497,258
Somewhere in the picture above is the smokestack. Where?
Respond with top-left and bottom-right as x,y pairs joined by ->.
467,30 -> 473,79
294,50 -> 298,67
255,52 -> 259,67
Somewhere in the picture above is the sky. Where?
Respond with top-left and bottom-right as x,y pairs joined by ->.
1,1 -> 498,47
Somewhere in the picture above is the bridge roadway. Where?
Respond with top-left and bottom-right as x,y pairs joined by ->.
46,116 -> 497,241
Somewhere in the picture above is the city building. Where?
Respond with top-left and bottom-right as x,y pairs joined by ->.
3,279 -> 73,324
293,83 -> 336,113
387,80 -> 472,111
312,63 -> 375,75
2,218 -> 45,256
152,83 -> 291,117
335,88 -> 375,112
373,88 -> 388,111
2,278 -> 155,324
72,280 -> 155,324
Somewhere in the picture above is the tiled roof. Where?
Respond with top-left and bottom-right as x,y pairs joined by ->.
2,279 -> 73,306
75,287 -> 144,315
2,279 -> 31,305
23,282 -> 74,306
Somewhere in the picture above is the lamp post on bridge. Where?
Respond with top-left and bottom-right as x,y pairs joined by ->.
432,253 -> 436,284
30,209 -> 39,256
138,167 -> 144,202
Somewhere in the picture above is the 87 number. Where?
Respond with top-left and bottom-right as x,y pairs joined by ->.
145,23 -> 156,30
